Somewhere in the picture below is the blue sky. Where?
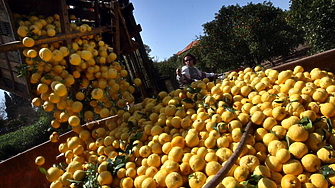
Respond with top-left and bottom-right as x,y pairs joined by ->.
130,0 -> 290,61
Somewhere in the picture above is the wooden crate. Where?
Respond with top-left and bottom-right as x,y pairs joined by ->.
0,0 -> 30,98
0,130 -> 77,188
0,0 -> 160,99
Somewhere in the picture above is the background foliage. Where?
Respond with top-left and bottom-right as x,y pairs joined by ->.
193,2 -> 303,72
288,0 -> 335,54
153,1 -> 306,77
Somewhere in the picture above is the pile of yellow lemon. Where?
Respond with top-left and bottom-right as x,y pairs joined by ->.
33,63 -> 335,188
15,13 -> 139,137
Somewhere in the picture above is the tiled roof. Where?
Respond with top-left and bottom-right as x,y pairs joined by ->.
176,40 -> 199,56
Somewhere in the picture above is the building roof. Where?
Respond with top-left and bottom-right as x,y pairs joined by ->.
176,40 -> 199,56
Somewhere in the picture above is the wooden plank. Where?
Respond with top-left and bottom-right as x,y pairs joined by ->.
68,9 -> 95,21
0,69 -> 26,84
5,0 -> 59,18
273,48 -> 335,73
117,5 -> 137,54
0,26 -> 113,53
67,0 -> 94,8
1,60 -> 20,70
112,1 -> 120,55
59,0 -> 71,34
94,0 -> 100,27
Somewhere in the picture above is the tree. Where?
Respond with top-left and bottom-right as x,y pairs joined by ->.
0,95 -> 6,119
144,44 -> 152,60
4,92 -> 32,120
4,92 -> 14,120
197,1 -> 303,72
289,0 -> 335,54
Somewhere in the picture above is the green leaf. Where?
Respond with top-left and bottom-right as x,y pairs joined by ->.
68,179 -> 83,184
299,117 -> 313,130
135,131 -> 143,140
44,74 -> 54,80
39,167 -> 47,174
137,112 -> 147,116
319,128 -> 327,142
270,93 -> 279,97
15,64 -> 31,78
223,97 -> 232,104
182,98 -> 194,104
285,135 -> 291,147
215,122 -> 228,132
195,87 -> 202,93
128,120 -> 135,128
113,163 -> 125,174
273,100 -> 286,103
270,130 -> 280,138
223,104 -> 236,112
193,94 -> 198,101
320,165 -> 335,179
326,118 -> 333,134
82,163 -> 99,188
323,144 -> 334,151
186,85 -> 197,94
243,175 -> 263,186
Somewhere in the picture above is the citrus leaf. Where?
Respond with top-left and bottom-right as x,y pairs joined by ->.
223,104 -> 236,112
195,87 -> 202,93
193,94 -> 198,101
320,165 -> 335,179
186,85 -> 196,94
299,117 -> 313,130
243,175 -> 263,186
323,144 -> 334,151
135,131 -> 143,140
270,130 -> 280,138
203,103 -> 210,109
320,128 -> 327,142
39,167 -> 47,174
44,74 -> 53,80
326,118 -> 333,134
182,98 -> 194,104
113,163 -> 125,175
223,97 -> 232,104
274,100 -> 286,103
82,163 -> 99,188
137,112 -> 146,116
68,179 -> 83,184
285,135 -> 291,147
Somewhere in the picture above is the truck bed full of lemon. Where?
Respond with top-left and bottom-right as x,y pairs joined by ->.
3,0 -> 335,188
33,63 -> 335,188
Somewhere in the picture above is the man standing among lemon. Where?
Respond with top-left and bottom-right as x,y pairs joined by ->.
176,53 -> 217,87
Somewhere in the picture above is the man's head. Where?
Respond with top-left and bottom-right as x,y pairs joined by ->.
182,53 -> 196,66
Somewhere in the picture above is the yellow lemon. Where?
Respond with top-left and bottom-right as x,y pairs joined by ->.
22,37 -> 35,47
258,178 -> 277,188
281,174 -> 301,188
97,171 -> 113,185
35,156 -> 45,166
68,115 -> 80,126
69,53 -> 81,65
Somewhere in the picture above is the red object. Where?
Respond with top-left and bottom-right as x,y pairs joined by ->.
176,40 -> 200,56
0,131 -> 76,188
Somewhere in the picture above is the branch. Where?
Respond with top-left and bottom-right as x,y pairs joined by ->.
203,121 -> 255,188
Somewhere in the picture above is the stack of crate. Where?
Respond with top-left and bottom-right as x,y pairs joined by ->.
0,0 -> 159,100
